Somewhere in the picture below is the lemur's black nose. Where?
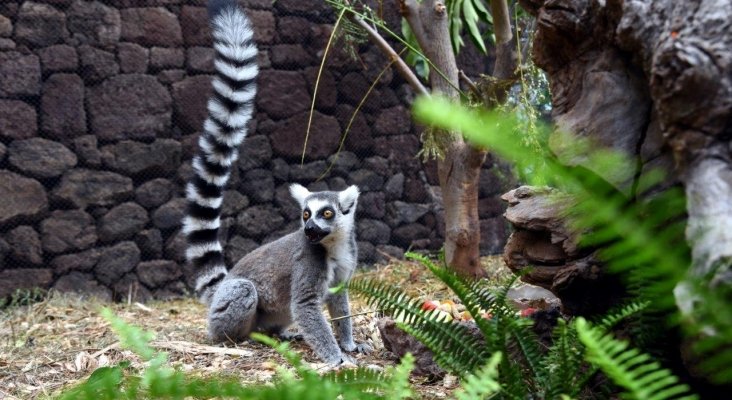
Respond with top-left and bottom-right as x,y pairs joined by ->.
304,222 -> 330,243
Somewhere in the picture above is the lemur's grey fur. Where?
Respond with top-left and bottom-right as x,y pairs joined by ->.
183,0 -> 371,366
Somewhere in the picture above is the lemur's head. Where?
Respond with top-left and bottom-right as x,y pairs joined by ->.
289,184 -> 359,245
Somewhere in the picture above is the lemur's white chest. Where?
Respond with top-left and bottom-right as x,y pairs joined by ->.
325,242 -> 355,289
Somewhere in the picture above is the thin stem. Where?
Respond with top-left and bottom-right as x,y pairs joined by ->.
330,309 -> 379,321
459,69 -> 479,95
301,7 -> 348,165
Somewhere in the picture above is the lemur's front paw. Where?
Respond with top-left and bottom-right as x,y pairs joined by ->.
341,341 -> 373,354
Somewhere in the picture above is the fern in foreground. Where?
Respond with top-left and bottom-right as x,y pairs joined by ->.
576,318 -> 697,400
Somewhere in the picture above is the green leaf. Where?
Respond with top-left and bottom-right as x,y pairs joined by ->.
463,0 -> 487,53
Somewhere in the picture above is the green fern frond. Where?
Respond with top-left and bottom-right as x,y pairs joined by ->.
543,319 -> 587,399
453,352 -> 503,400
595,301 -> 650,330
576,318 -> 698,400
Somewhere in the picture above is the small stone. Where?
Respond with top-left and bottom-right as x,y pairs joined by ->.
249,9 -> 275,44
0,100 -> 37,140
225,236 -> 259,266
135,229 -> 163,259
111,272 -> 151,302
135,178 -> 176,209
185,46 -> 214,73
374,106 -> 411,136
164,230 -> 186,263
171,75 -> 212,133
101,139 -> 181,177
137,260 -> 182,288
358,192 -> 386,219
384,173 -> 405,200
53,272 -> 112,301
288,161 -> 327,183
98,202 -> 149,242
0,171 -> 48,227
272,112 -> 341,160
238,135 -> 272,171
386,201 -> 431,226
78,45 -> 119,83
40,210 -> 97,254
157,69 -> 186,84
120,7 -> 182,47
240,169 -> 275,203
14,2 -> 66,47
257,70 -> 310,120
271,158 -> 290,182
118,42 -> 148,73
180,6 -> 209,46
357,219 -> 391,245
37,44 -> 78,72
50,248 -> 101,275
0,268 -> 53,299
349,169 -> 384,192
8,138 -> 77,179
152,198 -> 186,230
73,135 -> 102,167
304,67 -> 337,112
222,190 -> 250,217
0,14 -> 11,37
0,52 -> 41,97
41,73 -> 87,139
150,47 -> 184,70
270,44 -> 313,69
53,169 -> 133,209
6,225 -> 43,266
87,74 -> 172,141
236,205 -> 284,238
67,0 -> 121,46
277,16 -> 310,43
95,241 -> 140,286
326,151 -> 361,177
357,240 -> 376,263
364,156 -> 390,176
392,223 -> 431,248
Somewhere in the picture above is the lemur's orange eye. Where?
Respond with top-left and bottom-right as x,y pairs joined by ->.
303,210 -> 310,220
323,210 -> 334,219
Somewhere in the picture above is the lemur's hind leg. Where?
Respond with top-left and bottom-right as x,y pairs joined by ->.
208,278 -> 258,343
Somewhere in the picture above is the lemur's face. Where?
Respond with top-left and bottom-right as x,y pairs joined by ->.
289,184 -> 359,244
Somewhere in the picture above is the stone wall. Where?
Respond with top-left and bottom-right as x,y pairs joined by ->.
0,0 -> 512,302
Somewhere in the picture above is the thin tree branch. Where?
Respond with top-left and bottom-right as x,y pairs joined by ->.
343,1 -> 429,96
490,0 -> 518,80
459,70 -> 479,95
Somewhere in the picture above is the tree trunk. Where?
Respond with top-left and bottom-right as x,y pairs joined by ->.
399,0 -> 487,277
516,0 -> 732,317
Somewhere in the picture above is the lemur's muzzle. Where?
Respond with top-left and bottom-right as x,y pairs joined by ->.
304,221 -> 330,243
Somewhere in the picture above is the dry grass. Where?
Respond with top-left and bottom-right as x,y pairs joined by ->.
0,255 -> 510,399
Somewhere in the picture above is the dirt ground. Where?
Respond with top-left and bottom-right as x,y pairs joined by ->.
0,256 -> 510,399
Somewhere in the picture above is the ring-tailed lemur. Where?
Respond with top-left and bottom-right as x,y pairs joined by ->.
183,0 -> 371,366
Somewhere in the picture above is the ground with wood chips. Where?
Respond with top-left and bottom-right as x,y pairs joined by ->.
0,256 -> 511,399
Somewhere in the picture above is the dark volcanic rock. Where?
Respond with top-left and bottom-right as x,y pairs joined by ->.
240,169 -> 275,203
271,44 -> 313,69
14,2 -> 66,47
172,75 -> 212,133
53,169 -> 133,208
111,273 -> 151,302
8,138 -> 77,179
257,70 -> 310,120
180,6 -> 209,46
238,136 -> 272,171
38,44 -> 78,72
164,230 -> 186,263
149,47 -> 184,69
278,16 -> 311,43
384,173 -> 405,200
120,7 -> 182,47
98,202 -> 149,242
88,74 -> 172,141
378,317 -> 445,378
480,218 -> 509,255
117,42 -> 148,73
0,52 -> 41,97
357,219 -> 391,245
386,201 -> 431,226
271,111 -> 340,160
249,9 -> 275,44
186,46 -> 214,73
357,240 -> 376,263
41,73 -> 87,140
53,272 -> 112,301
73,135 -> 102,167
40,210 -> 97,254
137,260 -> 181,288
67,0 -> 121,46
374,105 -> 411,136
326,151 -> 361,177
349,169 -> 384,192
358,192 -> 386,219
135,178 -> 176,209
222,190 -> 250,217
0,268 -> 53,299
236,205 -> 285,238
101,139 -> 181,177
0,171 -> 48,227
152,198 -> 186,230
225,236 -> 259,266
95,241 -> 140,286
50,248 -> 101,274
288,161 -> 327,183
78,45 -> 119,83
135,229 -> 163,259
6,225 -> 43,266
0,100 -> 37,140
392,223 -> 431,248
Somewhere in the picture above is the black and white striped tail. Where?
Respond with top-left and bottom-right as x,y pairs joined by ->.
183,0 -> 258,304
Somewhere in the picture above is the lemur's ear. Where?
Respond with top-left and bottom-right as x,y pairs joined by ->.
289,183 -> 311,206
338,185 -> 360,215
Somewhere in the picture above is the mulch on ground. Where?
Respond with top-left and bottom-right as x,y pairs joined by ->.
0,255 -> 510,399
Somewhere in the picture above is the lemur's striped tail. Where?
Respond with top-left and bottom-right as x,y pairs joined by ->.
183,0 -> 257,304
